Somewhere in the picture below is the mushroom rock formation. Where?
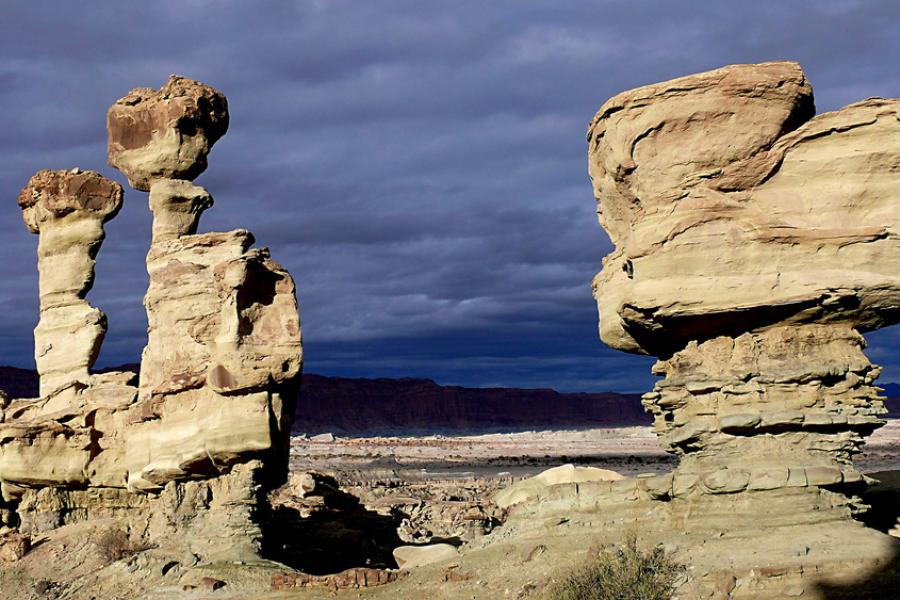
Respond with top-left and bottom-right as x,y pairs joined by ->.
107,76 -> 302,493
17,169 -> 123,398
587,61 -> 898,489
580,60 -> 900,592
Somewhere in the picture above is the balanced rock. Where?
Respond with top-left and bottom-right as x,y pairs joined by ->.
587,61 -> 897,482
17,169 -> 123,397
0,73 -> 302,575
107,75 -> 229,191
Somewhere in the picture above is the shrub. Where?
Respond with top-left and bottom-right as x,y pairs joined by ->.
547,532 -> 684,600
94,527 -> 154,563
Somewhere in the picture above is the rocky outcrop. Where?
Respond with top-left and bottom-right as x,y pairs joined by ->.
587,59 -> 898,492
581,61 -> 900,596
17,169 -> 123,398
0,74 -> 302,574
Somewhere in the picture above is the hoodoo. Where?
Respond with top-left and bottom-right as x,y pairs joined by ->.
581,61 -> 900,596
0,76 -> 302,569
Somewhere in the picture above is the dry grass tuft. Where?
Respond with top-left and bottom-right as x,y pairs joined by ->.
94,527 -> 155,564
546,532 -> 684,600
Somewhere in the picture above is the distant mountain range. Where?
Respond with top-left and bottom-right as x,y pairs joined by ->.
293,374 -> 649,434
1,366 -> 897,434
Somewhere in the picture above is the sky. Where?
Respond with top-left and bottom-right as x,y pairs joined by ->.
0,1 -> 898,393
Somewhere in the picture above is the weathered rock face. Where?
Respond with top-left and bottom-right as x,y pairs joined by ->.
107,75 -> 228,191
585,61 -> 899,595
108,76 -> 302,493
148,178 -> 213,242
17,169 -> 123,397
644,324 -> 883,490
588,60 -> 897,481
589,62 -> 899,356
0,75 -> 301,570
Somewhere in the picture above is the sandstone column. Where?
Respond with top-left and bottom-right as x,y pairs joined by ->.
107,76 -> 302,493
17,169 -> 123,397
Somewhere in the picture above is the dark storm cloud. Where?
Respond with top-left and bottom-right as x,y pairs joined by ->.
0,1 -> 898,392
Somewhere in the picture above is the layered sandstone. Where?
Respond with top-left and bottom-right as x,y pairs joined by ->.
588,62 -> 899,355
112,76 -> 302,493
580,61 -> 900,596
587,60 -> 897,485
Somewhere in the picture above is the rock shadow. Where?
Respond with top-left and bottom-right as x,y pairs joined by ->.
813,469 -> 900,599
261,473 -> 404,575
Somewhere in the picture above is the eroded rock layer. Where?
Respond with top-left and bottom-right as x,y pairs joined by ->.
17,169 -> 123,397
587,61 -> 900,356
584,61 -> 899,596
643,323 -> 885,492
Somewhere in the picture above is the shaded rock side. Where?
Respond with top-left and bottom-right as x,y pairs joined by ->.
107,75 -> 228,191
17,169 -> 123,397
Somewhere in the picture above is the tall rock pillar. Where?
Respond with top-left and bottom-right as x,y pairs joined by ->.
17,169 -> 123,397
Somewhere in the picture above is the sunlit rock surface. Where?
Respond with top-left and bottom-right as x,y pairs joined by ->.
580,60 -> 900,597
17,169 -> 123,398
107,75 -> 229,192
0,75 -> 302,572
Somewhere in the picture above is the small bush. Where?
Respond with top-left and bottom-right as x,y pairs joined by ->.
547,533 -> 684,600
94,527 -> 154,563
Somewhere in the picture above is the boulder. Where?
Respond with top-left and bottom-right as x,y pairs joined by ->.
0,532 -> 30,562
392,543 -> 459,569
495,464 -> 623,509
107,75 -> 228,191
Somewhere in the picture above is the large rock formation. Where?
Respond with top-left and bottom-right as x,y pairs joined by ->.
581,61 -> 900,595
587,60 -> 897,490
0,74 -> 302,571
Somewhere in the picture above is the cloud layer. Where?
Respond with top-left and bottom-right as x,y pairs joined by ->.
1,1 -> 898,392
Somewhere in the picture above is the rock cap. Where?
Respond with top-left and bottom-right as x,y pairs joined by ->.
107,75 -> 229,191
18,168 -> 123,233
